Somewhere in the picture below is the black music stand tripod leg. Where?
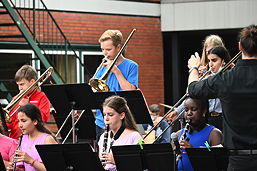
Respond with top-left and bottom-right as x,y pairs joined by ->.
70,101 -> 77,143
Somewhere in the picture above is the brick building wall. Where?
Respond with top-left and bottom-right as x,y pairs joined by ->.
51,11 -> 164,107
0,10 -> 165,131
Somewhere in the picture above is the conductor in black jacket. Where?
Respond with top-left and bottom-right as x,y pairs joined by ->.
187,24 -> 257,171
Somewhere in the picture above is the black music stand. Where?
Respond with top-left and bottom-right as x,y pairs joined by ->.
111,145 -> 143,171
41,84 -> 96,143
111,143 -> 174,171
0,153 -> 5,171
93,89 -> 153,125
142,143 -> 175,171
36,143 -> 104,171
186,147 -> 229,171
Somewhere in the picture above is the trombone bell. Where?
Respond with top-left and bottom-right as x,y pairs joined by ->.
3,108 -> 12,123
89,78 -> 109,92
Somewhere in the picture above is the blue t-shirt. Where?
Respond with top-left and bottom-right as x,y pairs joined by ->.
95,58 -> 138,128
177,125 -> 215,171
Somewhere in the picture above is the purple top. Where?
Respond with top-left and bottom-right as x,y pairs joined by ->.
19,133 -> 49,171
98,131 -> 142,171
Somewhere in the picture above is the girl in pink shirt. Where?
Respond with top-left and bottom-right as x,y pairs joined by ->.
8,104 -> 57,171
0,132 -> 18,169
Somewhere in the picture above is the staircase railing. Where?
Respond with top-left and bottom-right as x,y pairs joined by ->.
1,0 -> 91,83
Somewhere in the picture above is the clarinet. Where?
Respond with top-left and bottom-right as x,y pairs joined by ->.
102,125 -> 109,166
12,134 -> 23,171
176,119 -> 191,162
103,125 -> 109,153
179,119 -> 191,143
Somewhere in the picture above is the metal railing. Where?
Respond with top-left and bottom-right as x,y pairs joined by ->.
2,0 -> 91,83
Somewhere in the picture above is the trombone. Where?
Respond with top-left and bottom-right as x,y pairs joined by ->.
2,67 -> 54,123
89,29 -> 136,92
159,103 -> 174,109
145,51 -> 242,143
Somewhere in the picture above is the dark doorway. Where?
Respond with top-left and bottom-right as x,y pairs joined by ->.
83,54 -> 103,82
0,52 -> 31,101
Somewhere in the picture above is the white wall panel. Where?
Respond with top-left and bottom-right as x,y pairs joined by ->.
161,0 -> 257,31
43,0 -> 160,17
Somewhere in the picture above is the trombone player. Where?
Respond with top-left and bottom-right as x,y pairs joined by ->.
91,30 -> 138,143
4,65 -> 50,139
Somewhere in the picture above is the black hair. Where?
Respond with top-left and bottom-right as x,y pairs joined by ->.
185,97 -> 209,117
208,46 -> 231,63
18,104 -> 53,135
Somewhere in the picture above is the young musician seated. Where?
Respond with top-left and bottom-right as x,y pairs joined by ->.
7,65 -> 51,140
98,95 -> 142,171
8,104 -> 57,171
167,34 -> 225,121
173,97 -> 223,171
143,104 -> 171,143
168,46 -> 231,132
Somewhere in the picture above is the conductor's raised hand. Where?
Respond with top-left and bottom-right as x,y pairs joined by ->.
188,52 -> 201,69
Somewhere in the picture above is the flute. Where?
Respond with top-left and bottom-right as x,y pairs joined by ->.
12,134 -> 23,171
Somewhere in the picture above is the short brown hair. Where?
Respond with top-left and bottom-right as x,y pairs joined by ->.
149,104 -> 160,114
15,65 -> 37,82
99,30 -> 123,47
239,24 -> 257,57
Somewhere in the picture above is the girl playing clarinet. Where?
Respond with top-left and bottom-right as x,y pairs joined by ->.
175,97 -> 223,171
8,104 -> 57,171
98,95 -> 142,171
